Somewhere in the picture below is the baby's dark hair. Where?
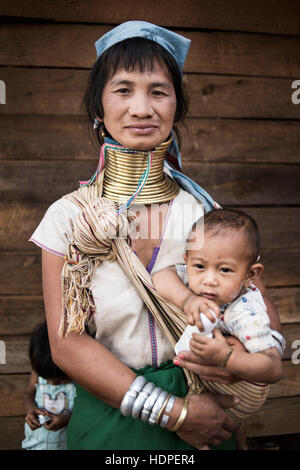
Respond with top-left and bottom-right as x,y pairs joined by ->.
29,322 -> 69,381
188,208 -> 260,266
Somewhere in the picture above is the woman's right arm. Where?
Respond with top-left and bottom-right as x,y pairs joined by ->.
42,249 -> 239,446
42,249 -> 136,408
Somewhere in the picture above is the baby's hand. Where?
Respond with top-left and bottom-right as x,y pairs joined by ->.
190,328 -> 231,365
183,294 -> 219,331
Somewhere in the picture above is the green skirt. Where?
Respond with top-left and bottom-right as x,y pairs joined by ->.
67,360 -> 235,450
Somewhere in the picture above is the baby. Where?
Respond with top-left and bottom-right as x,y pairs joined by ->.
152,208 -> 283,448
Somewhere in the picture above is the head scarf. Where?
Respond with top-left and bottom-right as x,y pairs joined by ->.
95,20 -> 191,74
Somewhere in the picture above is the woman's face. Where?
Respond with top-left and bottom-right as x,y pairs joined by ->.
101,60 -> 177,150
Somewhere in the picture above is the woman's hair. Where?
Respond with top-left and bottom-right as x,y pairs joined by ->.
187,208 -> 261,266
29,322 -> 69,381
83,37 -> 189,146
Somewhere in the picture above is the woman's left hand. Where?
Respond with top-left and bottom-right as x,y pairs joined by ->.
174,334 -> 246,384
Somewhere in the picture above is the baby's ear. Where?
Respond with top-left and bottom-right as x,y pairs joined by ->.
245,263 -> 264,286
183,252 -> 187,263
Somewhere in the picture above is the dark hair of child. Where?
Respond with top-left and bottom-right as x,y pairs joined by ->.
188,208 -> 260,266
29,322 -> 69,381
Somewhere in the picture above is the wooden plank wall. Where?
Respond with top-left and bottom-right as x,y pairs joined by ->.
0,0 -> 300,450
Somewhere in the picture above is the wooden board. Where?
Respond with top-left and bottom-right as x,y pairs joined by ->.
0,250 -> 299,296
281,323 -> 300,360
0,114 -> 98,161
0,385 -> 299,448
1,68 -> 299,119
0,296 -> 45,335
1,396 -> 300,449
1,0 -> 300,35
0,323 -> 298,374
260,250 -> 300,288
269,361 -> 300,399
228,207 -> 300,249
0,374 -> 28,417
183,161 -> 300,206
0,336 -> 31,374
1,161 -> 299,206
0,416 -> 26,450
1,23 -> 300,78
0,376 -> 300,450
1,360 -> 299,417
180,119 -> 300,164
0,253 -> 43,296
185,74 -> 300,119
1,204 -> 300,252
1,115 -> 300,164
246,396 -> 300,437
0,249 -> 299,296
1,288 -> 299,336
0,204 -> 47,252
268,287 -> 300,324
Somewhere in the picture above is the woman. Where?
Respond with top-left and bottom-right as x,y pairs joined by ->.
30,21 -> 284,450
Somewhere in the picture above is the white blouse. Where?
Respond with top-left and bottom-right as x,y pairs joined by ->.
30,188 -> 203,369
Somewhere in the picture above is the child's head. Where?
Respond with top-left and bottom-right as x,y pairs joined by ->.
184,209 -> 263,306
29,321 -> 69,382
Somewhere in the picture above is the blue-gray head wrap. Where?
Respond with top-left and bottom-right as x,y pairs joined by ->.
95,20 -> 191,73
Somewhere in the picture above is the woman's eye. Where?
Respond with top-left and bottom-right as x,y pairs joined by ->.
152,90 -> 166,96
115,88 -> 130,94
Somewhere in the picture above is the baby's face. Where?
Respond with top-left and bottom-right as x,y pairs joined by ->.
185,229 -> 251,307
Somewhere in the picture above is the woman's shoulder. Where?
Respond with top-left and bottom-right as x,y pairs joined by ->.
45,196 -> 81,217
174,187 -> 202,206
29,196 -> 81,257
171,188 -> 204,229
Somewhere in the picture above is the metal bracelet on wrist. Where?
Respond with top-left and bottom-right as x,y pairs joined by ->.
271,329 -> 286,358
140,386 -> 162,422
120,388 -> 139,417
149,390 -> 168,426
159,394 -> 175,429
129,376 -> 147,394
120,376 -> 177,429
120,376 -> 147,417
159,414 -> 170,428
165,394 -> 175,414
131,382 -> 155,419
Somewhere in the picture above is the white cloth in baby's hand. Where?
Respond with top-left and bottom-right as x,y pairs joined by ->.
174,311 -> 218,354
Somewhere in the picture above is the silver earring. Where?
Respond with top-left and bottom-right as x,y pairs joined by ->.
93,118 -> 100,130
